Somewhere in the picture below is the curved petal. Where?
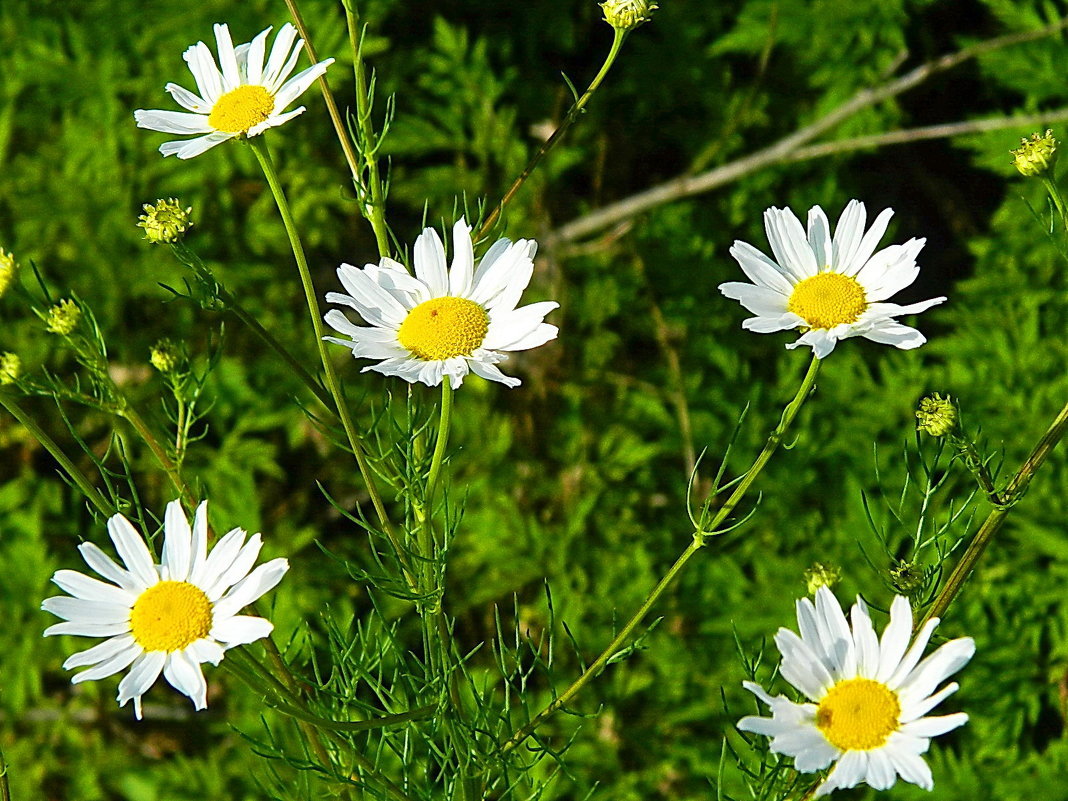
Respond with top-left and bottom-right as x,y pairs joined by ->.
210,614 -> 274,646
162,500 -> 192,582
449,218 -> 475,297
52,570 -> 134,605
117,651 -> 167,719
107,515 -> 158,587
414,227 -> 449,297
163,650 -> 208,710
164,83 -> 208,113
133,109 -> 213,135
764,207 -> 818,280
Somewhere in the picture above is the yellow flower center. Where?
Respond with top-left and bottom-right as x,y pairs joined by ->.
129,581 -> 213,652
397,297 -> 490,361
207,85 -> 275,134
816,677 -> 901,751
787,272 -> 867,330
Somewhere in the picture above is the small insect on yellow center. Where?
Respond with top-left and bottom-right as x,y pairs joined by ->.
787,272 -> 868,330
207,85 -> 275,134
397,297 -> 490,361
816,677 -> 901,751
129,581 -> 213,652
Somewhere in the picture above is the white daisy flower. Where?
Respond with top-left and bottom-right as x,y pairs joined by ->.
42,500 -> 289,719
324,218 -> 559,389
134,23 -> 334,159
738,586 -> 975,796
719,200 -> 946,358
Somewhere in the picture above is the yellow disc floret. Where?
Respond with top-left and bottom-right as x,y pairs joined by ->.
397,297 -> 490,361
208,85 -> 275,134
130,581 -> 213,652
816,677 -> 901,751
787,272 -> 868,330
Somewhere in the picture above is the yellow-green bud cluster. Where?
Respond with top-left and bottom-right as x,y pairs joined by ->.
915,393 -> 958,438
890,561 -> 925,595
0,250 -> 16,298
0,352 -> 20,385
804,562 -> 842,595
1011,129 -> 1058,177
46,299 -> 82,335
137,198 -> 193,244
600,0 -> 658,31
149,339 -> 182,374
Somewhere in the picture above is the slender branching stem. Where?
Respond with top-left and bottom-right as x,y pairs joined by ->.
346,2 -> 391,258
503,354 -> 823,751
171,242 -> 334,410
247,136 -> 414,586
478,28 -> 627,238
119,402 -> 195,509
0,392 -> 114,519
918,398 -> 1068,630
282,0 -> 363,187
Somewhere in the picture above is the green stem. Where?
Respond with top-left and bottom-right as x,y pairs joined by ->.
0,742 -> 9,801
478,29 -> 627,238
919,397 -> 1068,629
247,136 -> 413,586
0,391 -> 114,519
226,645 -> 416,801
171,242 -> 334,411
418,381 -> 453,672
281,0 -> 364,189
119,403 -> 196,509
1041,175 -> 1068,227
346,1 -> 391,258
502,354 -> 822,751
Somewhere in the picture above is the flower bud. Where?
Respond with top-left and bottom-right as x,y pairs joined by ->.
0,250 -> 16,298
1011,129 -> 1058,177
890,561 -> 925,596
0,352 -> 20,385
137,198 -> 193,244
600,0 -> 657,31
46,299 -> 82,335
915,393 -> 958,438
149,339 -> 182,374
804,562 -> 842,595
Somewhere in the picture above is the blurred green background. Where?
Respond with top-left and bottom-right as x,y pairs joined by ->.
1,0 -> 1066,798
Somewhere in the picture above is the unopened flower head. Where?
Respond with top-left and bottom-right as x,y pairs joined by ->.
150,339 -> 183,374
0,250 -> 16,298
138,199 -> 193,244
1011,129 -> 1057,177
600,0 -> 658,31
890,561 -> 925,596
719,200 -> 945,358
324,218 -> 559,389
738,587 -> 975,796
46,299 -> 82,335
134,23 -> 334,159
915,393 -> 958,437
42,500 -> 289,719
0,352 -> 21,385
804,562 -> 842,595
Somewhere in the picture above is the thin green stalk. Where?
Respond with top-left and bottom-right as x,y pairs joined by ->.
417,381 -> 453,674
0,391 -> 114,519
1042,175 -> 1068,227
171,242 -> 333,410
247,136 -> 412,585
478,28 -> 627,238
282,0 -> 363,187
346,1 -> 391,258
0,742 -> 9,801
502,354 -> 823,752
119,403 -> 195,509
918,398 -> 1068,629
